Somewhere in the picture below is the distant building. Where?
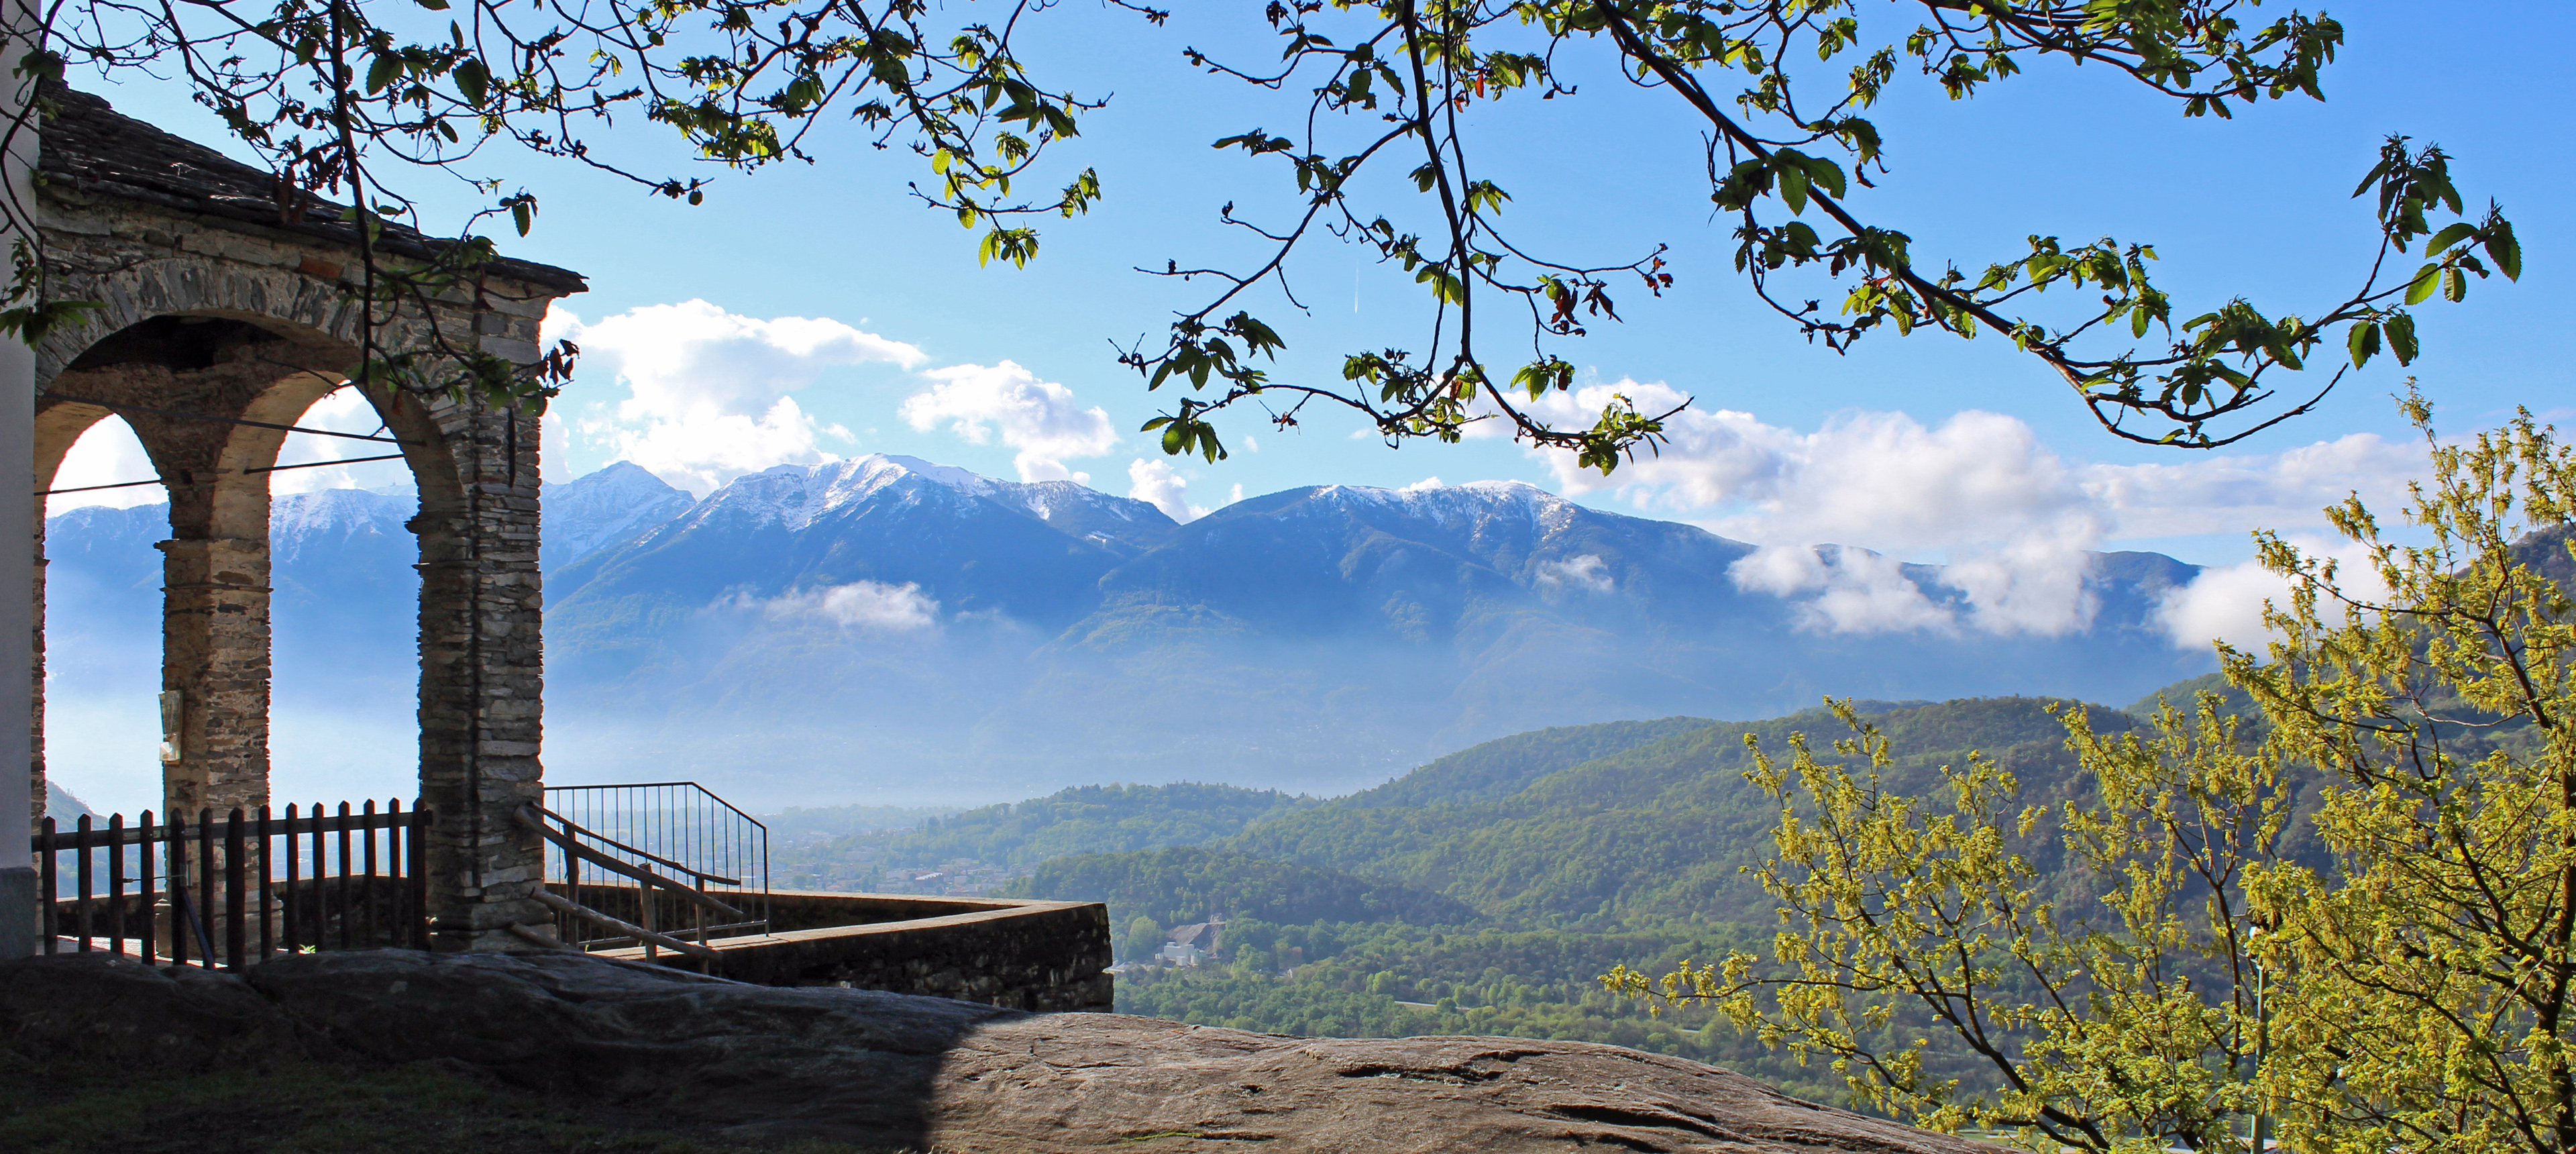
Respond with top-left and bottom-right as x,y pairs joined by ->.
1158,916 -> 1227,967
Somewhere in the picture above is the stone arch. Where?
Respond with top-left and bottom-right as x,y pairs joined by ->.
31,85 -> 585,949
34,258 -> 366,384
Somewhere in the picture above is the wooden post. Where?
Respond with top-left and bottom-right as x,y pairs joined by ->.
138,810 -> 156,963
223,808 -> 245,969
163,812 -> 185,966
361,799 -> 378,945
74,814 -> 90,949
35,815 -> 52,951
335,801 -> 352,951
107,812 -> 124,955
256,804 -> 273,959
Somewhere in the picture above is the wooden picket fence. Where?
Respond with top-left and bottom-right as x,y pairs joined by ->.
33,800 -> 431,968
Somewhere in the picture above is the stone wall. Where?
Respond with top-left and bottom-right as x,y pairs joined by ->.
591,890 -> 1115,1012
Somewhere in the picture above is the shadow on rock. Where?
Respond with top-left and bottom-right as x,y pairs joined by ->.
1,949 -> 2007,1154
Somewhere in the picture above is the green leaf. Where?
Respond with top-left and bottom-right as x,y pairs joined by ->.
2385,313 -> 2419,365
2425,222 -> 2479,254
2485,221 -> 2522,280
1778,166 -> 1809,215
365,54 -> 402,95
2403,264 -> 2441,306
453,58 -> 489,106
1804,156 -> 1845,199
2347,321 -> 2379,368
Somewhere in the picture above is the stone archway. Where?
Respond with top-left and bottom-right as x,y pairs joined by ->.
30,87 -> 586,949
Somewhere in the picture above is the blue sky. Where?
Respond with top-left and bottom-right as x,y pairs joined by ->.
52,1 -> 2576,573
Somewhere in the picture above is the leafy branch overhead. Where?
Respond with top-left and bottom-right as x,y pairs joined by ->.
11,0 -> 2518,462
1112,1 -> 2518,466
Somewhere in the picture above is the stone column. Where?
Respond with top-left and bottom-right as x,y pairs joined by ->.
155,530 -> 271,819
415,394 -> 546,950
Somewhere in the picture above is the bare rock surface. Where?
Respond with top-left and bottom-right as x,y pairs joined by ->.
1,949 -> 2000,1154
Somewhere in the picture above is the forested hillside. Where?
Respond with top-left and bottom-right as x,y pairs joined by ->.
983,690 -> 2169,1090
1202,696 -> 2130,927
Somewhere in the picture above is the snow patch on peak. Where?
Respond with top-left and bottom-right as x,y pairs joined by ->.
680,454 -> 1179,550
1309,477 -> 1569,519
869,454 -> 998,495
272,489 -> 415,562
547,462 -> 696,568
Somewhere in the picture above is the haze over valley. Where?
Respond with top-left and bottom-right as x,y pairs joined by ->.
44,455 -> 2224,813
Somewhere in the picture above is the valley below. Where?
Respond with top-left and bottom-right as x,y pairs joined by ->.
765,689 -> 2223,1106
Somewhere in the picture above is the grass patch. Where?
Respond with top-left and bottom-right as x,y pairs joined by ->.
0,1051 -> 904,1153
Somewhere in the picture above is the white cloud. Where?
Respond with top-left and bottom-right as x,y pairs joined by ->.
270,386 -> 416,496
2079,433 -> 2420,540
1127,458 -> 1208,523
553,300 -> 923,495
757,581 -> 940,632
2153,538 -> 2391,651
901,361 -> 1118,484
1731,545 -> 1956,634
1535,554 -> 1615,595
1401,477 -> 1446,493
1228,482 -> 1245,506
46,416 -> 159,516
1517,379 -> 2423,637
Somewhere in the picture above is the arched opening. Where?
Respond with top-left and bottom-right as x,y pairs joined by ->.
38,414 -> 169,817
266,384 -> 425,804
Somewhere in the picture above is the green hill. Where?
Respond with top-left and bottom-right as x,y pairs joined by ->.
1212,695 -> 2130,927
1008,845 -> 1476,929
1331,715 -> 1720,810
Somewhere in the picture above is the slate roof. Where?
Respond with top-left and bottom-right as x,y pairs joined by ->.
39,87 -> 586,294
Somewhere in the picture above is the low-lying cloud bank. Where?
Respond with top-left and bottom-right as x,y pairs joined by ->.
1517,380 -> 2423,649
741,580 -> 943,632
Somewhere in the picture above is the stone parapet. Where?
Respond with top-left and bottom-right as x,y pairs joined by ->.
591,890 -> 1116,1012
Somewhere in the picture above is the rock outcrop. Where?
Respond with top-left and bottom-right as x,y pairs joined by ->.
1,949 -> 2003,1154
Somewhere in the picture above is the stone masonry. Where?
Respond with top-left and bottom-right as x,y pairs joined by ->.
28,87 -> 584,949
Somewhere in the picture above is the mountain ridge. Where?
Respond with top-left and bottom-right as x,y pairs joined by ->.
44,457 -> 2217,807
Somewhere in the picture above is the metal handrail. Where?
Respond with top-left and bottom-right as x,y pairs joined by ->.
525,802 -> 739,885
513,805 -> 743,918
535,781 -> 769,956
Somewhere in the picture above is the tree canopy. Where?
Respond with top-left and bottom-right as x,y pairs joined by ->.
4,1 -> 2526,465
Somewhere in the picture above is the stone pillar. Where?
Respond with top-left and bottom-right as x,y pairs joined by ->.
155,532 -> 271,818
415,394 -> 546,950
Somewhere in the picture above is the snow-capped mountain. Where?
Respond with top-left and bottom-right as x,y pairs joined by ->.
541,461 -> 694,570
547,456 -> 1181,643
42,456 -> 2216,807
